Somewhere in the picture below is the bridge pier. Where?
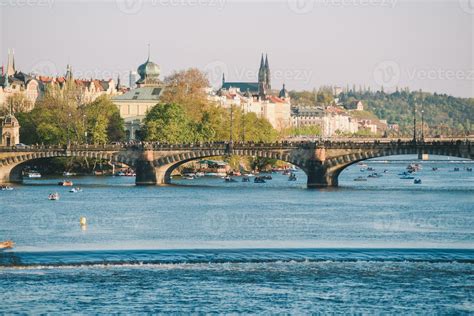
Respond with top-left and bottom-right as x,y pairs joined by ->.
304,162 -> 337,188
135,160 -> 159,185
0,163 -> 23,184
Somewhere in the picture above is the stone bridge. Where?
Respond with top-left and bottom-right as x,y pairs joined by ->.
0,140 -> 472,187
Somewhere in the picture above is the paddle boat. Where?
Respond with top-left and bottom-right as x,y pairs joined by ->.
58,180 -> 73,186
288,173 -> 297,181
224,176 -> 237,183
0,240 -> 14,250
27,171 -> 42,178
242,176 -> 250,182
48,192 -> 60,200
354,176 -> 367,182
0,185 -> 13,191
254,176 -> 266,183
69,187 -> 83,193
414,179 -> 422,184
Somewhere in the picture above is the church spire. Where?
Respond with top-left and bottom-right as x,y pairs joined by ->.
6,49 -> 16,77
147,43 -> 150,61
65,64 -> 73,81
258,53 -> 266,85
116,74 -> 121,90
265,54 -> 271,90
222,73 -> 225,86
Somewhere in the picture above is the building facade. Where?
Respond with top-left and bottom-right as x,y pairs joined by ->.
0,49 -> 119,111
112,54 -> 163,140
214,54 -> 291,131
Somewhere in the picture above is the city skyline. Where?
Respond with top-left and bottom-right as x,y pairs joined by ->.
1,0 -> 472,97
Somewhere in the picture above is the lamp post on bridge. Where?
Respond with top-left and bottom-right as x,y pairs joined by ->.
420,90 -> 425,142
412,99 -> 417,143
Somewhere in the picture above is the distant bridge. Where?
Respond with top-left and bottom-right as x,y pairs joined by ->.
0,140 -> 472,187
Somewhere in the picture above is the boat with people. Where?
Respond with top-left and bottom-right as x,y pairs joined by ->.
432,167 -> 439,171
454,167 -> 460,172
282,169 -> 291,176
58,180 -> 73,186
368,173 -> 382,178
261,175 -> 272,180
27,171 -> 42,178
407,163 -> 422,172
288,173 -> 297,181
242,176 -> 250,182
400,175 -> 415,180
467,168 -> 473,172
48,192 -> 60,200
367,167 -> 375,171
414,179 -> 422,184
354,176 -> 367,182
69,187 -> 82,193
254,176 -> 266,183
224,176 -> 237,183
0,240 -> 14,250
0,185 -> 13,191
63,171 -> 75,177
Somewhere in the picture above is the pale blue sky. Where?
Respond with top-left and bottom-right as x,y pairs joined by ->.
1,0 -> 473,97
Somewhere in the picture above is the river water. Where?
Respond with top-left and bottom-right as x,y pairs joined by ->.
0,155 -> 473,313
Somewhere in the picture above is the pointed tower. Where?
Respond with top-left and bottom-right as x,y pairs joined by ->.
265,54 -> 271,90
222,73 -> 225,87
6,49 -> 16,77
65,64 -> 73,81
116,74 -> 121,90
258,53 -> 266,85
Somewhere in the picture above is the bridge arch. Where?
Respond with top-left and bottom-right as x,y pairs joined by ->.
0,150 -> 133,183
149,148 -> 307,185
324,146 -> 472,186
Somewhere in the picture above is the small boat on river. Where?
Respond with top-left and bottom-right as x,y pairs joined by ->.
354,176 -> 367,182
254,176 -> 266,183
288,173 -> 297,181
58,180 -> 73,186
48,192 -> 60,200
414,179 -> 422,184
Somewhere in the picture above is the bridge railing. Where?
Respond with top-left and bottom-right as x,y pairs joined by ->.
0,139 -> 471,152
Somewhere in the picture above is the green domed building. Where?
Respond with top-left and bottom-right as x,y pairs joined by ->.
112,52 -> 163,140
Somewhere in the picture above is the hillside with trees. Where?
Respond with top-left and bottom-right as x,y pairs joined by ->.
290,88 -> 473,137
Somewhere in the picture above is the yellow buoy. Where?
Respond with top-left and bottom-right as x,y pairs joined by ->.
80,217 -> 87,226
